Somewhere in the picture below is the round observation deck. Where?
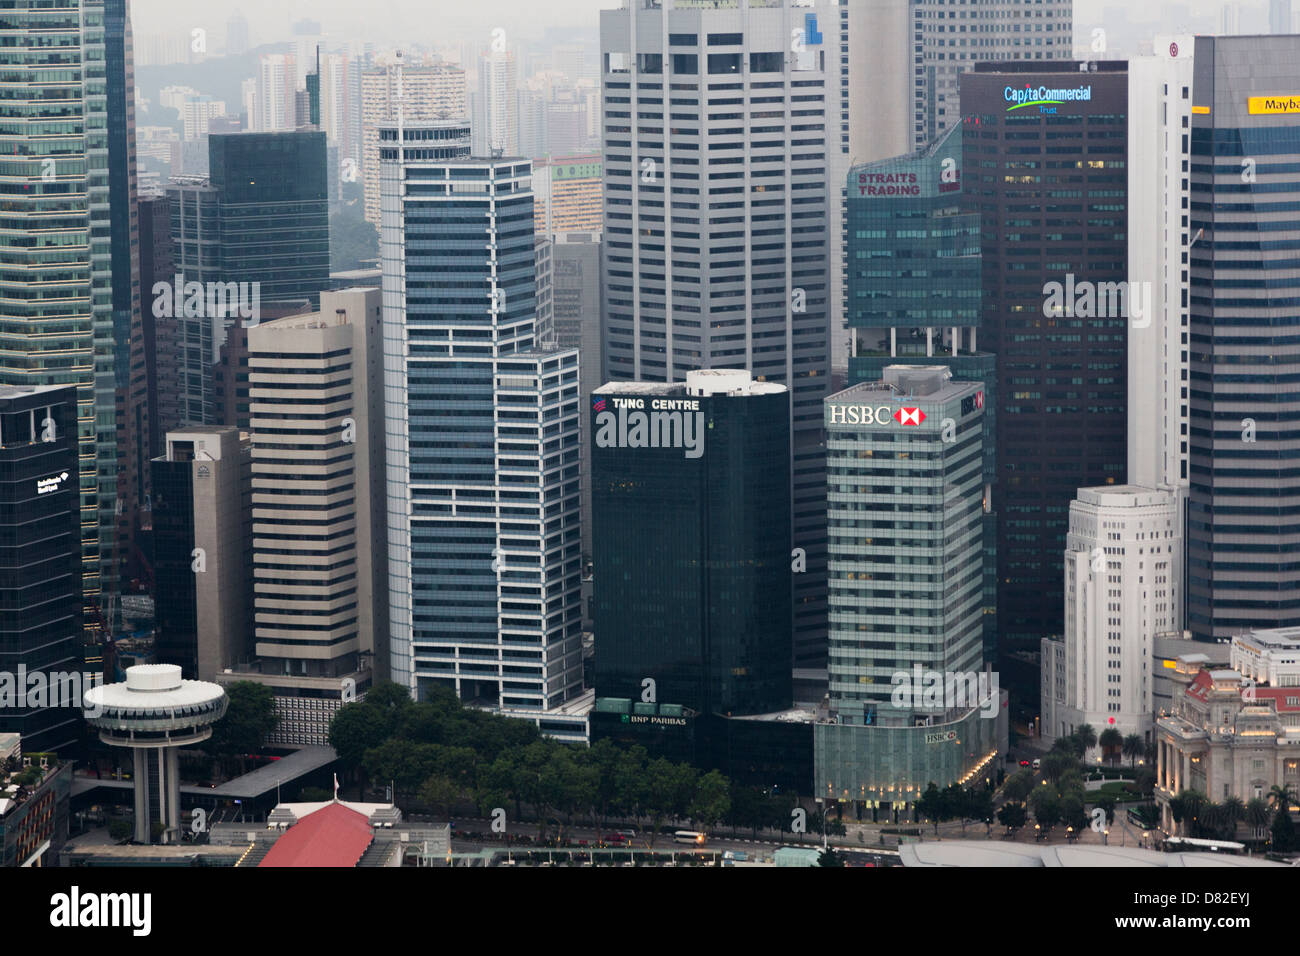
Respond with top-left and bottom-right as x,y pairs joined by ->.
83,664 -> 228,748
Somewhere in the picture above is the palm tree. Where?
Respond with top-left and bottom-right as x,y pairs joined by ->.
1075,723 -> 1097,759
1246,797 -> 1271,841
1099,728 -> 1123,766
1122,734 -> 1144,768
1268,783 -> 1295,814
1220,796 -> 1245,840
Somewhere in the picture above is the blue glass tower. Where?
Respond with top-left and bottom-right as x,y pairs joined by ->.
381,142 -> 585,736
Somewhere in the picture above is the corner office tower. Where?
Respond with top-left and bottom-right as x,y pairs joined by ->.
591,370 -> 792,717
1187,36 -> 1300,641
600,0 -> 833,666
381,151 -> 585,738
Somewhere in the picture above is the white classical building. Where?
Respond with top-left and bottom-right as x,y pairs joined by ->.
1155,644 -> 1300,831
1041,486 -> 1182,753
1231,627 -> 1300,690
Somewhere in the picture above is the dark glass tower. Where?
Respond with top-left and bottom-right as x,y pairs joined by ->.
0,386 -> 83,753
207,131 -> 331,308
591,370 -> 792,716
1188,36 -> 1300,640
961,62 -> 1129,651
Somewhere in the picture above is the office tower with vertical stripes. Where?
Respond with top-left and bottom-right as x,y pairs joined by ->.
381,149 -> 586,739
599,0 -> 833,665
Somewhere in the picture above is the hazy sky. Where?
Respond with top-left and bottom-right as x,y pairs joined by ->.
130,0 -> 1268,51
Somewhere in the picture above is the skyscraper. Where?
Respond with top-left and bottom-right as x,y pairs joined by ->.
600,0 -> 833,665
591,370 -> 792,717
225,289 -> 388,743
960,62 -> 1129,650
476,48 -> 519,156
150,427 -> 252,681
828,0 -> 1074,374
360,63 -> 468,224
845,123 -> 998,655
0,0 -> 132,626
381,153 -> 585,737
0,386 -> 83,753
252,54 -> 298,132
816,366 -> 1003,809
1044,486 -> 1182,746
207,131 -> 331,308
1187,36 -> 1300,640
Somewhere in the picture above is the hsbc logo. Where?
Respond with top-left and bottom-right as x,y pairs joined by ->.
829,405 -> 931,426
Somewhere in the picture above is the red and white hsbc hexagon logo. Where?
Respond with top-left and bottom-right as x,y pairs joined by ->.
894,407 -> 926,426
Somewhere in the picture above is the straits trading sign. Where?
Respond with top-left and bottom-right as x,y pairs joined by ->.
1004,83 -> 1092,114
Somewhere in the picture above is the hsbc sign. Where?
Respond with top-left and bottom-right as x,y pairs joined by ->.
829,405 -> 928,426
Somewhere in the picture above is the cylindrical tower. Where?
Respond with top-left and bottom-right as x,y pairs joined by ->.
83,664 -> 228,843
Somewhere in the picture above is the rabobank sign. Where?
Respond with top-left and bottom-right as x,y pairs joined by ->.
1005,83 -> 1092,114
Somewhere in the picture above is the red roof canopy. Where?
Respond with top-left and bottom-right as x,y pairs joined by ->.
260,802 -> 374,868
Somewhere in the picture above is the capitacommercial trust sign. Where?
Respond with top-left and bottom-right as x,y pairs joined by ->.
1005,83 -> 1092,113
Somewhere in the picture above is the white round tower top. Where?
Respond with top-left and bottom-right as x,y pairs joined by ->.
125,664 -> 184,692
685,368 -> 752,396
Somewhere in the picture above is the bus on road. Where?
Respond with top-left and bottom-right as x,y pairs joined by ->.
674,830 -> 706,846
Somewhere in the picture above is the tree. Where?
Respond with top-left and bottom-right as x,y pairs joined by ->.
818,847 -> 845,867
418,774 -> 461,821
328,702 -> 390,795
997,802 -> 1027,834
1093,794 -> 1117,829
689,770 -> 731,835
1002,769 -> 1036,803
1271,803 -> 1298,853
1029,786 -> 1061,834
1059,794 -> 1088,839
1268,784 -> 1295,815
1122,734 -> 1144,768
1040,752 -> 1075,786
916,783 -> 946,835
1074,724 -> 1097,757
968,787 -> 996,837
204,681 -> 278,772
1246,797 -> 1271,841
1099,728 -> 1124,766
1220,796 -> 1245,841
1134,767 -> 1156,798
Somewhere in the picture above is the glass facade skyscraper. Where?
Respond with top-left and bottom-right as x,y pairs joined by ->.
381,153 -> 585,734
815,366 -> 1003,807
207,131 -> 330,309
846,123 -> 997,656
960,62 -> 1129,651
1188,36 -> 1300,641
0,386 -> 83,753
600,0 -> 833,667
591,370 -> 792,717
0,0 -> 124,618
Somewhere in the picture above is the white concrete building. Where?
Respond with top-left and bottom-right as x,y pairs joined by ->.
1127,36 -> 1194,496
1044,486 -> 1183,751
1232,627 -> 1300,690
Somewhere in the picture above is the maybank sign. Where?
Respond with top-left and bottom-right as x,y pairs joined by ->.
1249,95 -> 1300,115
1005,84 -> 1092,114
